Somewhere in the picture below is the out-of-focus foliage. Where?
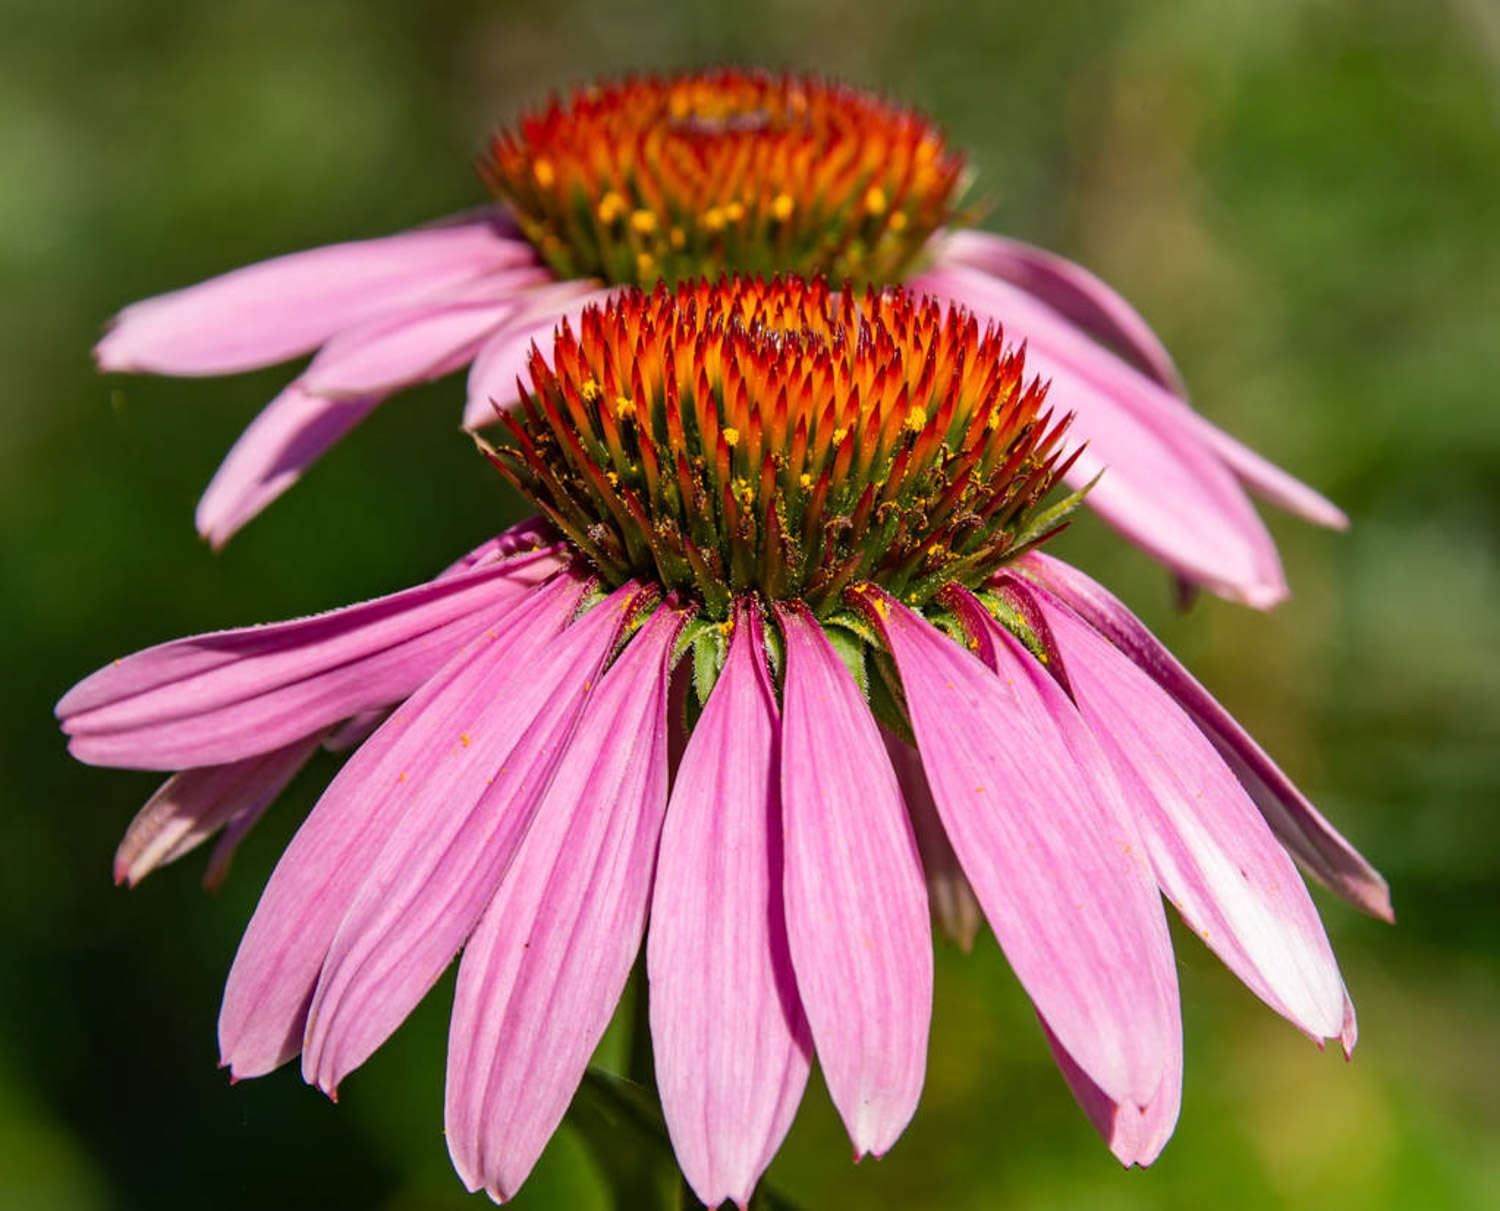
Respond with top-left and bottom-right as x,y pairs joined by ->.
2,0 -> 1496,1207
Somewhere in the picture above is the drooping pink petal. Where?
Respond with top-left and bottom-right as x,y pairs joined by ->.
95,213 -> 538,376
922,242 -> 1348,529
852,585 -> 1172,1109
301,582 -> 641,1093
1044,1019 -> 1181,1167
462,284 -> 619,428
881,728 -> 983,951
297,268 -> 556,399
445,605 -> 686,1200
776,603 -> 931,1158
194,384 -> 385,548
58,545 -> 565,770
648,606 -> 811,1209
935,230 -> 1189,396
911,262 -> 1288,607
1018,575 -> 1348,1039
113,733 -> 324,888
1015,551 -> 1392,922
217,572 -> 585,1078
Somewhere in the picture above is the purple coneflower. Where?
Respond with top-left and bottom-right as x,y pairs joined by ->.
95,70 -> 1344,607
63,279 -> 1385,1206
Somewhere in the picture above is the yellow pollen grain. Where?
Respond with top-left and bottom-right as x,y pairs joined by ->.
864,185 -> 888,215
832,425 -> 850,444
669,225 -> 686,249
888,210 -> 909,232
636,252 -> 655,276
613,395 -> 635,417
704,207 -> 726,232
722,427 -> 740,447
460,733 -> 470,747
580,379 -> 601,402
771,192 -> 794,221
630,209 -> 658,234
533,158 -> 555,188
905,406 -> 928,433
597,191 -> 626,224
799,473 -> 813,489
725,200 -> 746,223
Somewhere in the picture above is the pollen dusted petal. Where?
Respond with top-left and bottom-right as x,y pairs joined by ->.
217,573 -> 585,1078
1023,579 -> 1348,1040
777,603 -> 931,1158
95,213 -> 539,376
1016,551 -> 1392,922
648,607 -> 811,1209
58,543 -> 566,770
444,605 -> 684,1200
301,581 -> 639,1093
854,586 -> 1173,1109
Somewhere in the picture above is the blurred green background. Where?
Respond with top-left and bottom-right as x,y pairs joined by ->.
3,0 -> 1497,1207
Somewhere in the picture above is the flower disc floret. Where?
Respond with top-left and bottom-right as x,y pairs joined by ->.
488,276 -> 1078,619
483,70 -> 966,288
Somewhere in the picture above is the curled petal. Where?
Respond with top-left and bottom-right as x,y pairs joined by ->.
777,603 -> 931,1157
648,606 -> 811,1209
217,573 -> 584,1078
58,544 -> 564,770
301,582 -> 638,1093
114,734 -> 324,888
95,213 -> 537,376
1016,551 -> 1392,922
445,606 -> 685,1200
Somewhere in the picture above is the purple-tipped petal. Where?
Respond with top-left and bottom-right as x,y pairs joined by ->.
95,213 -> 537,377
911,262 -> 1288,607
298,269 -> 555,400
1045,1020 -> 1181,1167
445,606 -> 685,1200
853,586 -> 1172,1109
462,284 -> 618,428
195,384 -> 384,548
777,604 -> 931,1158
882,728 -> 983,951
1016,551 -> 1392,922
648,607 -> 811,1209
113,734 -> 324,888
1020,576 -> 1348,1039
935,230 -> 1188,396
58,545 -> 564,770
301,583 -> 640,1093
217,573 -> 585,1078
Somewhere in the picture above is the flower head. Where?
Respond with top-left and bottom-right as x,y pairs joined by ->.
62,279 -> 1385,1207
93,71 -> 1345,606
483,70 -> 963,287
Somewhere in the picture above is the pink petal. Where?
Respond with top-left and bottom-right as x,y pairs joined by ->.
445,605 -> 686,1200
882,728 -> 983,951
301,582 -> 640,1093
776,604 -> 931,1157
648,605 -> 812,1209
925,241 -> 1348,529
217,573 -> 585,1078
113,734 -> 324,887
936,230 -> 1188,396
1016,551 -> 1392,922
462,284 -> 619,428
911,262 -> 1288,607
58,545 -> 564,770
298,268 -> 556,399
1044,1019 -> 1181,1167
437,516 -> 560,578
852,586 -> 1173,1108
95,212 -> 538,376
1020,576 -> 1348,1039
194,383 -> 384,548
